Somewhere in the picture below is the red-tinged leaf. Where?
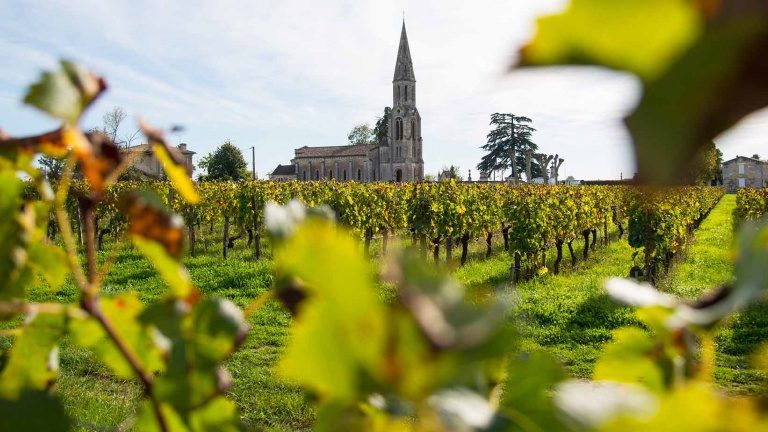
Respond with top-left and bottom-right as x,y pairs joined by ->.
74,130 -> 122,193
122,191 -> 185,259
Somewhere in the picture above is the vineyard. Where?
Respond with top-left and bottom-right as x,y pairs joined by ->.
5,0 -> 768,428
49,180 -> 723,282
736,188 -> 768,222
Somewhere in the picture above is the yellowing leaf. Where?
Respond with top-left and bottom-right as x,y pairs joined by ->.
153,142 -> 200,204
520,0 -> 702,81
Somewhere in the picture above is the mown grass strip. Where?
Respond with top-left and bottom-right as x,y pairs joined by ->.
660,195 -> 768,394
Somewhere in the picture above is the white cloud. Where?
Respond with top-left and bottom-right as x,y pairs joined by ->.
1,0 -> 766,179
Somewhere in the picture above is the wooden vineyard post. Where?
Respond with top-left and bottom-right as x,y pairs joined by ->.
223,215 -> 230,259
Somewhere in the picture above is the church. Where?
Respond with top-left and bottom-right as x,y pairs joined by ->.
269,22 -> 424,182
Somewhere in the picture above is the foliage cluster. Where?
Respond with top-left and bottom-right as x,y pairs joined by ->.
735,188 -> 768,223
628,187 -> 724,281
0,60 -> 246,431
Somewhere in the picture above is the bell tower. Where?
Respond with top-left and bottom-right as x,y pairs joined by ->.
388,21 -> 424,182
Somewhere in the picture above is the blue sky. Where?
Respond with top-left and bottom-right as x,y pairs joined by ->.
2,0 -> 766,180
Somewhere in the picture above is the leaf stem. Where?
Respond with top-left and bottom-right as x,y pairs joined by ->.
52,153 -> 169,432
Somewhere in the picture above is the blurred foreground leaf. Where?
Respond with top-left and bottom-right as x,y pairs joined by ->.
273,218 -> 386,402
23,60 -> 106,125
519,0 -> 701,81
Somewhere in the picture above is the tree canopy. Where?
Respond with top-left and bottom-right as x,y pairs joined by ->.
198,140 -> 249,181
685,141 -> 722,185
477,113 -> 541,180
373,107 -> 391,145
347,124 -> 376,146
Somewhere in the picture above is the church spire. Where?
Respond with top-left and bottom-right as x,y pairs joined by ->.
393,20 -> 416,82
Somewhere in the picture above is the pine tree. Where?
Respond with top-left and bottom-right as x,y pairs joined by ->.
477,113 -> 541,180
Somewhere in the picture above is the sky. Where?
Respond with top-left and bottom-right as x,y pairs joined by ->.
1,0 -> 767,180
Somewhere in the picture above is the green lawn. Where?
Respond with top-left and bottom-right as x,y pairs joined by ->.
659,194 -> 768,394
15,200 -> 761,430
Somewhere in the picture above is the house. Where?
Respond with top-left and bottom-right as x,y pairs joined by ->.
123,143 -> 195,179
269,164 -> 296,182
722,155 -> 768,193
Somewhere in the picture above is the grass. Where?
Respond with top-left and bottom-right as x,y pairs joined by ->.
15,201 -> 759,430
455,229 -> 637,378
659,194 -> 768,394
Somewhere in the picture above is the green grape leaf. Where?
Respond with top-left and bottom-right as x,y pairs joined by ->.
27,241 -> 68,290
188,397 -> 241,432
594,327 -> 665,393
0,166 -> 28,300
133,237 -> 196,300
142,299 -> 245,415
499,351 -> 566,431
0,390 -> 71,432
70,293 -> 165,379
274,218 -> 386,402
518,0 -> 701,81
191,298 -> 248,364
0,312 -> 66,397
134,397 -> 240,432
23,60 -> 106,125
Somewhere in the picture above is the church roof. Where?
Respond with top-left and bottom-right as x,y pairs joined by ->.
271,164 -> 296,175
393,21 -> 415,82
294,144 -> 377,158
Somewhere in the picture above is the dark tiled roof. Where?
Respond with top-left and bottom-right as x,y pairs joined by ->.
294,144 -> 377,158
723,156 -> 765,165
271,164 -> 296,175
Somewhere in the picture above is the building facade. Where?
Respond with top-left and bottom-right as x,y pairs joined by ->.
124,143 -> 195,179
284,22 -> 424,182
723,156 -> 768,192
269,164 -> 297,182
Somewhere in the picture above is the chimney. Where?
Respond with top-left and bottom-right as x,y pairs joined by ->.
178,143 -> 187,151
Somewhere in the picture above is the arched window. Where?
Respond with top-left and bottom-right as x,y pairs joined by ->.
303,171 -> 307,181
329,170 -> 333,180
373,169 -> 376,181
343,170 -> 347,181
315,170 -> 319,180
396,169 -> 402,182
357,169 -> 361,181
395,118 -> 403,140
411,120 -> 416,138
405,85 -> 408,101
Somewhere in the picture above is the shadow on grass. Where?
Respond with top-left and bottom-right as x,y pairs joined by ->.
718,302 -> 768,357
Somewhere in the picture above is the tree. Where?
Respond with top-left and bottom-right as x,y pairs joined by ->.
373,107 -> 391,144
686,141 -> 721,185
477,113 -> 541,181
39,155 -> 66,181
101,106 -> 140,148
347,123 -> 375,146
198,140 -> 249,181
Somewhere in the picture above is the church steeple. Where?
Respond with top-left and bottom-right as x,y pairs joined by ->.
393,21 -> 416,82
